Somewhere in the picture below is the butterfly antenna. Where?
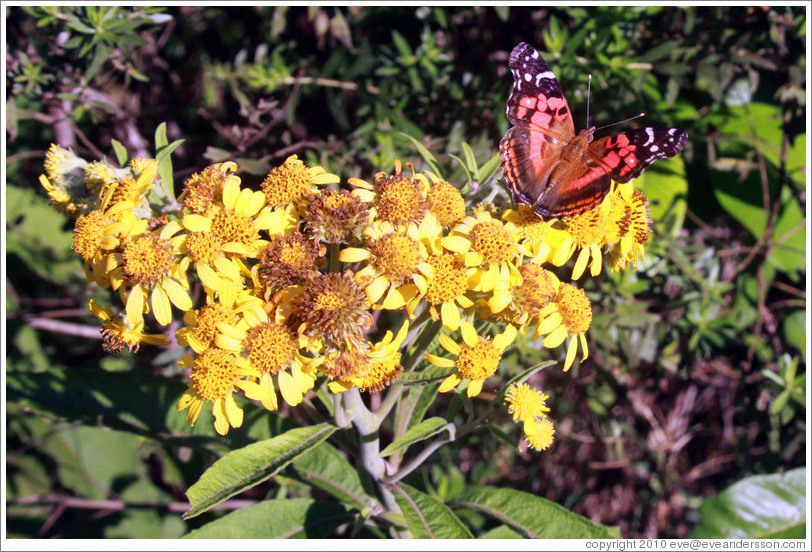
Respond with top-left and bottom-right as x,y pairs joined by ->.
586,74 -> 592,129
594,112 -> 646,133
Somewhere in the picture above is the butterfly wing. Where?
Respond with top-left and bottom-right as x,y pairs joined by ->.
586,127 -> 688,183
500,43 -> 577,217
504,42 -> 575,138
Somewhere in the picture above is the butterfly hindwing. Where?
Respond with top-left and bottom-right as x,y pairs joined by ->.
587,127 -> 689,183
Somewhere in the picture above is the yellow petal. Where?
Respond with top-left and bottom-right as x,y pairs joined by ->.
552,238 -> 575,266
467,379 -> 483,397
572,247 -> 590,280
214,333 -> 244,351
186,398 -> 202,426
425,352 -> 456,368
493,324 -> 517,351
441,235 -> 471,253
536,312 -> 563,336
339,247 -> 371,263
224,393 -> 244,428
438,373 -> 461,393
543,325 -> 568,349
151,285 -> 172,326
579,332 -> 589,361
182,214 -> 212,232
460,321 -> 478,348
590,244 -> 602,276
125,284 -> 145,325
222,179 -> 240,210
488,290 -> 513,314
440,301 -> 460,332
213,398 -> 229,435
278,370 -> 303,406
563,336 -> 578,372
328,381 -> 352,394
438,334 -> 461,356
163,278 -> 193,311
365,276 -> 389,305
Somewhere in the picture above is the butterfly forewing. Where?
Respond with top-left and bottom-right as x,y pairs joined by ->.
586,127 -> 689,183
506,42 -> 575,139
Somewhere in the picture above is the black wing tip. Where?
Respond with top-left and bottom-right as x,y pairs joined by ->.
509,42 -> 537,64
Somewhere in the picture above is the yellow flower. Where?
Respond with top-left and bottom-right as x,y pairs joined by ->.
71,208 -> 118,285
105,219 -> 192,326
501,205 -> 556,264
98,161 -> 158,218
606,185 -> 652,271
88,299 -> 169,353
215,307 -> 319,409
260,154 -> 339,208
442,210 -> 522,292
302,188 -> 369,244
428,321 -> 517,397
292,270 -> 373,348
488,262 -> 561,329
340,217 -> 438,313
351,160 -> 429,228
176,347 -> 262,435
178,171 -> 292,303
178,162 -> 237,215
420,172 -> 466,228
256,232 -> 322,293
422,251 -> 474,332
536,283 -> 592,371
176,293 -> 265,354
523,418 -> 555,451
39,144 -> 93,217
328,320 -> 409,393
504,382 -> 550,422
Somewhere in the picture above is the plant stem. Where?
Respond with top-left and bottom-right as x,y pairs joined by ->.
341,388 -> 406,536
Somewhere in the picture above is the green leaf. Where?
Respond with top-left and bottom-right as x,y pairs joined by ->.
782,310 -> 806,358
637,155 -> 687,233
398,365 -> 456,386
452,486 -> 613,538
399,132 -> 443,178
289,443 -> 371,510
154,123 -> 182,200
689,467 -> 806,538
478,153 -> 502,183
184,499 -> 351,538
184,423 -> 337,519
392,483 -> 474,538
380,417 -> 451,457
460,141 -> 478,176
111,139 -> 129,166
478,525 -> 524,538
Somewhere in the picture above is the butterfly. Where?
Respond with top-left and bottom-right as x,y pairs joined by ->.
499,42 -> 688,221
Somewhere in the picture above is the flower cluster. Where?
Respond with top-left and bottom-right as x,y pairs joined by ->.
40,144 -> 653,443
504,382 -> 555,451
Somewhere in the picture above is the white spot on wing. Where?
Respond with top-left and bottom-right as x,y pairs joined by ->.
644,127 -> 655,146
531,50 -> 539,59
524,73 -> 531,82
649,145 -> 659,152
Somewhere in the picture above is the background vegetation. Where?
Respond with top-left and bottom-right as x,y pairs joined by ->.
5,5 -> 807,539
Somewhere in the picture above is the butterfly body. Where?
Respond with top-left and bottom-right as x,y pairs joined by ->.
500,42 -> 687,221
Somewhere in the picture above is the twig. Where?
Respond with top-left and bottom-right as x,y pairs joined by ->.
383,424 -> 456,484
24,317 -> 101,340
